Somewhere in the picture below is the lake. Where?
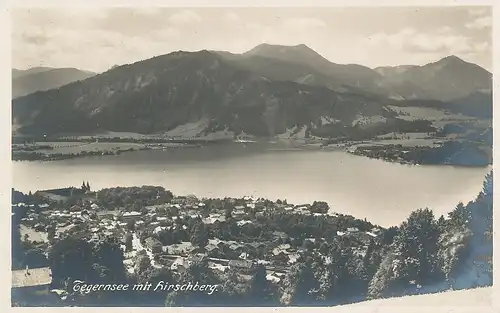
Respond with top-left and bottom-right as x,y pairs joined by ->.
12,143 -> 491,227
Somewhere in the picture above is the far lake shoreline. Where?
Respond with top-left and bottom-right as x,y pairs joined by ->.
12,139 -> 492,168
12,143 -> 491,227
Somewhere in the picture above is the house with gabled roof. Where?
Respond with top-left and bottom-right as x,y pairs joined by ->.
144,237 -> 162,253
170,257 -> 188,273
12,266 -> 52,289
11,267 -> 60,306
228,259 -> 254,270
12,266 -> 55,305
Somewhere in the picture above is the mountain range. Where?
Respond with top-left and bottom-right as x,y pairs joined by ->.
12,67 -> 96,99
216,44 -> 491,101
12,44 -> 492,137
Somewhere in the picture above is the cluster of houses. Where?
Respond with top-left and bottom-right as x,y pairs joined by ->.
14,187 -> 384,288
129,203 -> 382,283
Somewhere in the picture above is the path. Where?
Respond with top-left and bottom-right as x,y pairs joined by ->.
132,233 -> 162,269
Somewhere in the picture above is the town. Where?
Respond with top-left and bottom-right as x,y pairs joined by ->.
12,173 -> 491,307
12,182 -> 387,306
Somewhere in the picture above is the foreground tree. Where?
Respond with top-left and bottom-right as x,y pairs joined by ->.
49,238 -> 95,289
165,260 -> 222,306
124,233 -> 133,252
190,222 -> 209,248
280,262 -> 319,305
248,264 -> 276,305
92,237 -> 127,283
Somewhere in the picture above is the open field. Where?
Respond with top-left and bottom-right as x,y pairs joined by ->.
12,140 -> 196,161
387,105 -> 483,130
388,105 -> 474,122
19,224 -> 48,243
33,142 -> 145,154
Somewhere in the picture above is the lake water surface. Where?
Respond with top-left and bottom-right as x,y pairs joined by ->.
12,144 -> 491,227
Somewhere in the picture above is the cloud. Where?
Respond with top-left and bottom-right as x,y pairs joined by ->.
168,10 -> 202,25
150,27 -> 181,40
465,16 -> 492,30
282,17 -> 326,29
468,8 -> 489,17
134,8 -> 162,16
368,28 -> 416,50
12,9 -> 183,72
12,7 -> 492,73
225,11 -> 240,22
366,28 -> 485,55
245,23 -> 262,31
438,26 -> 453,34
473,41 -> 490,53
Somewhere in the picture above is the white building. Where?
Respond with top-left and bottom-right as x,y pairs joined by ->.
122,211 -> 142,222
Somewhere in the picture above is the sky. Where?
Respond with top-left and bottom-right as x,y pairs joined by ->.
11,6 -> 493,73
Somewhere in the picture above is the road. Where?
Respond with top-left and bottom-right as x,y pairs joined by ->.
131,233 -> 162,269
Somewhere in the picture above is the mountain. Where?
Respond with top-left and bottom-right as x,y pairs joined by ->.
12,67 -> 55,79
376,56 -> 492,102
12,47 -> 490,138
240,43 -> 383,93
12,67 -> 96,99
218,46 -> 491,103
373,65 -> 418,77
14,50 -> 438,138
214,52 -> 349,93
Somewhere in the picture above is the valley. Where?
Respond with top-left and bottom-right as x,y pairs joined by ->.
11,45 -> 492,166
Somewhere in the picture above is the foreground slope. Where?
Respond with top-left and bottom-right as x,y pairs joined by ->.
349,286 -> 492,309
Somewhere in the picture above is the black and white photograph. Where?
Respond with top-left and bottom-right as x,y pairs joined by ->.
8,2 -> 494,309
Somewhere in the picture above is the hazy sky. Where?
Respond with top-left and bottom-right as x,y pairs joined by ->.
11,6 -> 492,73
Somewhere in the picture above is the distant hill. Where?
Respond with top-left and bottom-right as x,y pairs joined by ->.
375,56 -> 492,102
12,67 -> 55,79
12,67 -> 96,98
373,65 -> 418,77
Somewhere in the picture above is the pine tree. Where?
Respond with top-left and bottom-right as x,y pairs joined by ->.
249,264 -> 273,303
190,222 -> 208,248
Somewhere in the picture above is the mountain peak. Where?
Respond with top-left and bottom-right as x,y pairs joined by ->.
245,43 -> 317,55
293,43 -> 312,50
438,55 -> 466,65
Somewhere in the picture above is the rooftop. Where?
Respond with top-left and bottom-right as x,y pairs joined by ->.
12,267 -> 52,288
228,260 -> 253,268
144,237 -> 161,246
123,211 -> 142,216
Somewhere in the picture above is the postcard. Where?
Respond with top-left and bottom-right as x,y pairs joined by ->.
6,1 -> 495,311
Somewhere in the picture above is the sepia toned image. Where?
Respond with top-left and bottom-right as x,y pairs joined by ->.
10,4 -> 493,308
